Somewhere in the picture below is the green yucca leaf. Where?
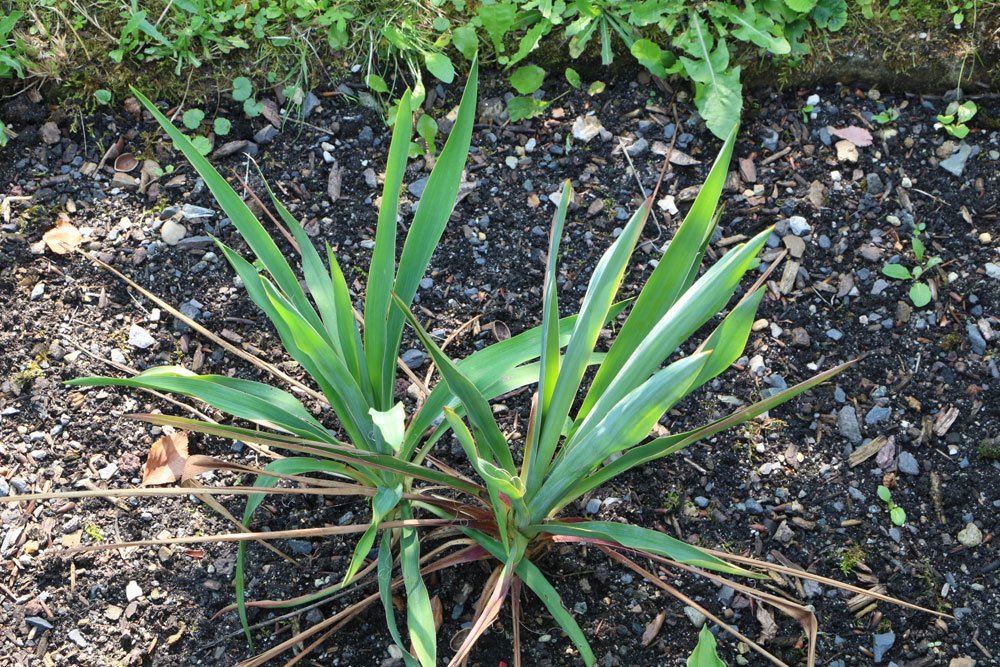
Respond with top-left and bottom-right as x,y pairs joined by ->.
401,301 -> 629,459
531,521 -> 757,577
400,503 -> 436,666
130,87 -> 319,330
68,368 -> 333,442
576,125 -> 737,425
379,532 -> 421,667
533,352 -> 711,519
558,358 -> 857,510
380,58 -> 479,407
393,293 -> 515,474
365,90 -> 414,405
527,200 -> 652,497
570,229 -> 770,448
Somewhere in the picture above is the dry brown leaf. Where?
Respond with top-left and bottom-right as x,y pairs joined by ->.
42,218 -> 82,255
327,160 -> 342,202
641,610 -> 665,646
667,149 -> 700,166
142,432 -> 189,486
829,126 -> 873,148
756,604 -> 779,643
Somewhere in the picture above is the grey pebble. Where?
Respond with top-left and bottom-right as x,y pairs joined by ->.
865,406 -> 892,425
898,451 -> 919,475
838,406 -> 863,444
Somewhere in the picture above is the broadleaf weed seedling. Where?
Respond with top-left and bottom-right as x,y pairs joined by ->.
881,222 -> 942,307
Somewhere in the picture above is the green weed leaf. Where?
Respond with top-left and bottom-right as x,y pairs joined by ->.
688,626 -> 726,667
366,74 -> 389,94
881,264 -> 911,280
510,65 -> 546,94
452,25 -> 478,60
565,67 -> 581,88
182,108 -> 205,130
507,96 -> 549,122
213,117 -> 231,136
94,89 -> 112,105
424,51 -> 455,83
232,77 -> 253,102
909,282 -> 931,307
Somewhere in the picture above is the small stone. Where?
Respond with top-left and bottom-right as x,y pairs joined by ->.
986,263 -> 1000,280
826,328 -> 843,341
950,658 -> 977,667
111,172 -> 139,189
866,172 -> 885,194
835,140 -> 859,162
408,177 -> 429,198
585,498 -> 601,514
400,349 -> 426,369
105,605 -> 123,621
626,137 -> 649,157
254,125 -> 279,144
125,580 -> 143,601
387,644 -> 404,660
683,606 -> 706,628
898,451 -> 919,475
940,143 -> 974,177
287,539 -> 312,555
873,632 -> 895,662
783,235 -> 806,258
838,406 -> 863,444
26,616 -> 53,631
787,216 -> 811,236
774,520 -> 795,544
957,523 -> 983,548
160,218 -> 187,245
128,324 -> 156,349
967,323 -> 987,355
790,327 -> 811,347
865,406 -> 892,425
30,282 -> 44,300
693,496 -> 709,509
181,204 -> 215,219
67,629 -> 89,648
744,498 -> 764,514
572,115 -> 604,143
40,122 -> 61,145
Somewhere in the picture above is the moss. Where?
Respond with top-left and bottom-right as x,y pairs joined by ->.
977,442 -> 1000,461
835,543 -> 867,575
939,331 -> 964,351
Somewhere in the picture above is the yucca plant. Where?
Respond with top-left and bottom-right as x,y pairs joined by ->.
3,68 -> 939,666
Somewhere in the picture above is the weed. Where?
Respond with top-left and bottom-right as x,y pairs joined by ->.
835,543 -> 867,575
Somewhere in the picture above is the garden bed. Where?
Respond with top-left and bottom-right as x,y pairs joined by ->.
1,66 -> 998,666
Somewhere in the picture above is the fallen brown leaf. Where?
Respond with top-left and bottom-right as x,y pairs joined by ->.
756,604 -> 779,643
830,125 -> 873,147
42,217 -> 82,255
142,432 -> 189,486
641,610 -> 665,646
327,160 -> 342,202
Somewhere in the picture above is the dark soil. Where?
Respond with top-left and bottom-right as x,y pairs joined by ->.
1,68 -> 998,667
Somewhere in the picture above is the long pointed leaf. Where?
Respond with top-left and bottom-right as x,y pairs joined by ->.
528,200 -> 652,496
576,126 -> 737,424
365,91 -> 414,404
380,58 -> 479,407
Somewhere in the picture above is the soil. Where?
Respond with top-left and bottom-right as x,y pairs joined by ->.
1,67 -> 998,667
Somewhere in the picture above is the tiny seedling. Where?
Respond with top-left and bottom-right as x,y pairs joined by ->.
800,103 -> 814,123
877,485 -> 907,526
881,223 -> 942,307
872,108 -> 899,124
936,100 -> 976,139
94,89 -> 112,105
